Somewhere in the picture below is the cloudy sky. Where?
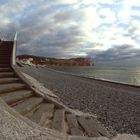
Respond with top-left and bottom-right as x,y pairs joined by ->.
0,0 -> 140,66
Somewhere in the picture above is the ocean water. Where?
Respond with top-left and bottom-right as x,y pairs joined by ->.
52,66 -> 140,86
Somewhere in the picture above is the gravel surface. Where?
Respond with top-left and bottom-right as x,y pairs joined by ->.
19,65 -> 140,136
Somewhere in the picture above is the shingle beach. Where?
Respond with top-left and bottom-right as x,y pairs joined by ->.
19,65 -> 140,136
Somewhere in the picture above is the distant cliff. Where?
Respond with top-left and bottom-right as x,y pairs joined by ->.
17,55 -> 94,66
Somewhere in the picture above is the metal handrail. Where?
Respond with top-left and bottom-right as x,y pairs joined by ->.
11,32 -> 17,65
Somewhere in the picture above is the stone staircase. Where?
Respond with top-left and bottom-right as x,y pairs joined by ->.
0,41 -> 112,139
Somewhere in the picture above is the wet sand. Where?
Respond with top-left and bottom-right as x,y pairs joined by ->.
18,65 -> 140,136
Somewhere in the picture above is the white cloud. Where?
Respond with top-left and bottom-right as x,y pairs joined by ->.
80,7 -> 101,29
98,8 -> 117,24
123,0 -> 140,7
0,0 -> 139,64
118,0 -> 140,23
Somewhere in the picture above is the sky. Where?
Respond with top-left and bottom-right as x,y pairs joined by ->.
0,0 -> 140,66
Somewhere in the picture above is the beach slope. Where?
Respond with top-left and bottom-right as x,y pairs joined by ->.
18,65 -> 140,136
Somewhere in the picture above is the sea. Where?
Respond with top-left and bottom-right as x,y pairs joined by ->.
52,66 -> 140,86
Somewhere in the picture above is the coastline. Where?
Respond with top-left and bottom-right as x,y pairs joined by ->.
47,66 -> 140,96
18,65 -> 140,136
48,66 -> 140,89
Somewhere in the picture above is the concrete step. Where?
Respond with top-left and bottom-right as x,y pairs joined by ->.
0,55 -> 10,57
0,66 -> 10,72
10,99 -> 25,107
29,103 -> 55,125
0,54 -> 11,55
0,47 -> 12,49
0,48 -> 11,50
0,60 -> 10,63
0,57 -> 10,59
0,78 -> 19,84
0,64 -> 10,67
0,51 -> 12,53
0,62 -> 10,64
0,46 -> 11,48
0,72 -> 15,78
13,97 -> 43,115
0,58 -> 10,60
0,50 -> 12,52
0,50 -> 11,52
0,56 -> 10,57
79,117 -> 112,138
0,83 -> 26,94
0,68 -> 12,72
0,54 -> 11,56
1,90 -> 33,105
0,52 -> 11,54
51,109 -> 67,133
24,105 -> 40,118
0,59 -> 10,61
0,45 -> 12,48
77,117 -> 101,137
0,53 -> 11,55
66,114 -> 84,136
0,64 -> 10,66
0,47 -> 9,50
0,48 -> 12,50
40,106 -> 54,127
0,49 -> 11,51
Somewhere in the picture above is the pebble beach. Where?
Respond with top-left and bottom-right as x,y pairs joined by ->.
18,65 -> 140,136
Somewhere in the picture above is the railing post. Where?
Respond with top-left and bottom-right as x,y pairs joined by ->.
11,32 -> 17,65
